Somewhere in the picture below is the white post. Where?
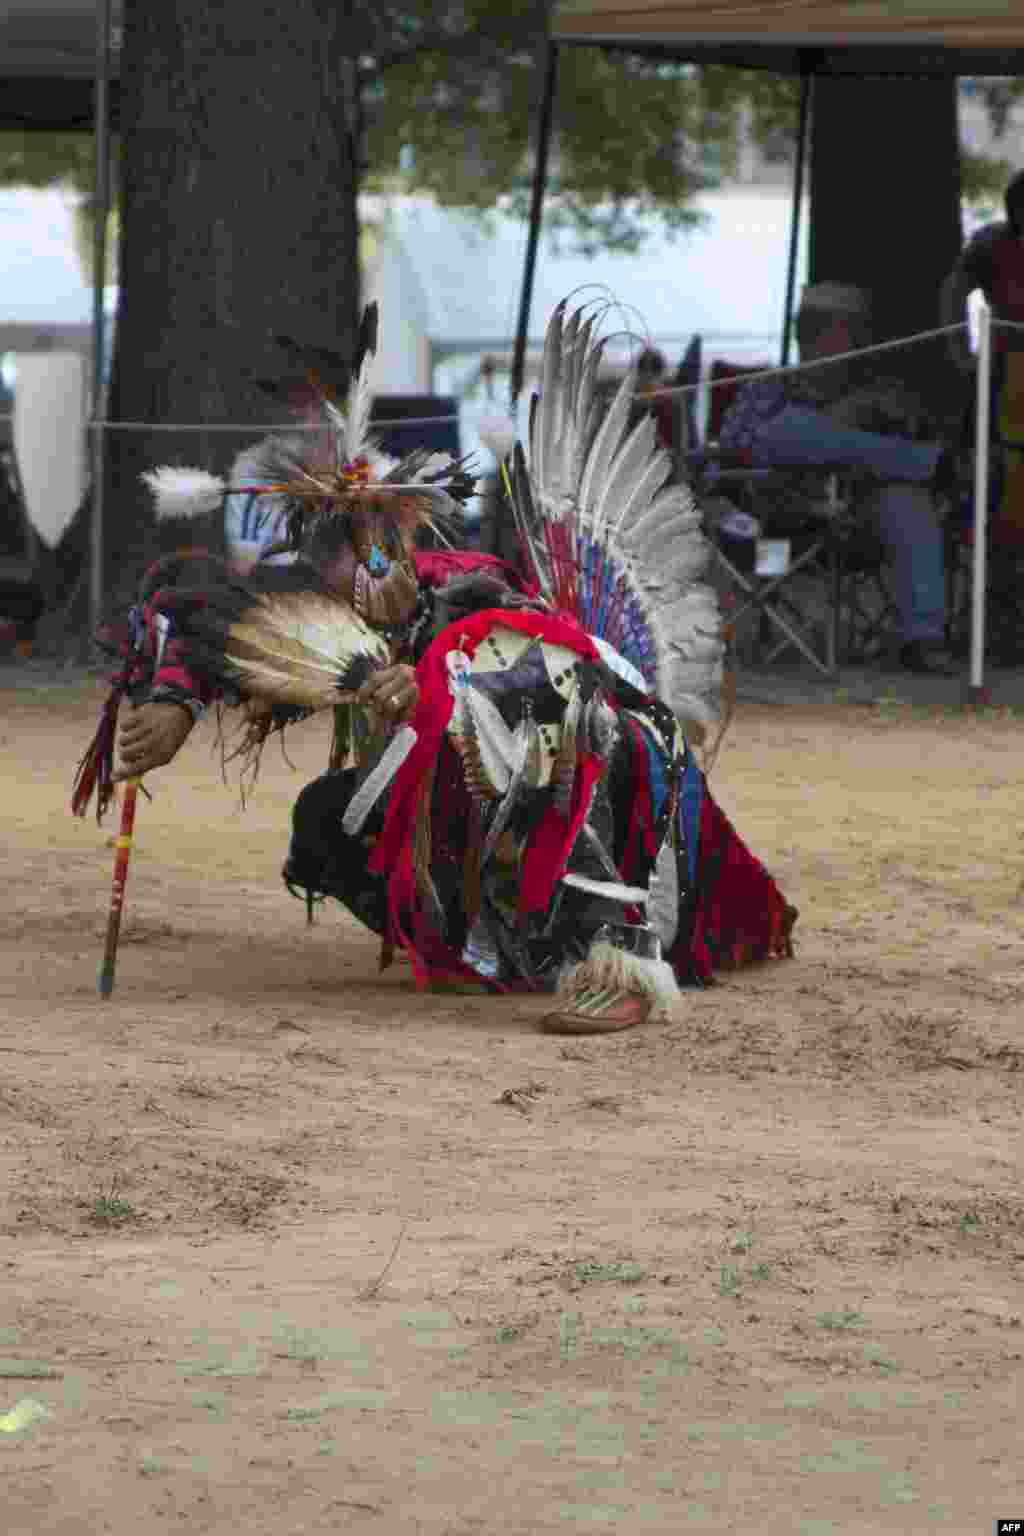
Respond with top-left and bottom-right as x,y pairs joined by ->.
969,301 -> 992,699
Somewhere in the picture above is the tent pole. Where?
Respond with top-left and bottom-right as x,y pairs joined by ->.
968,300 -> 992,704
511,40 -> 559,406
780,60 -> 812,368
89,0 -> 114,649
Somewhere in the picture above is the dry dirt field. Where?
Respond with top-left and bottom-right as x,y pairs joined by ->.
1,676 -> 1022,1536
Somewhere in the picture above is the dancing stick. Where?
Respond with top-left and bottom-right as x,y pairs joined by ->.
98,776 -> 140,997
97,615 -> 170,999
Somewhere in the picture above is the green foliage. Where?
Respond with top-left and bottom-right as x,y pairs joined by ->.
361,1 -> 800,251
0,130 -> 98,193
2,7 -> 1021,261
817,1308 -> 863,1332
0,130 -> 119,281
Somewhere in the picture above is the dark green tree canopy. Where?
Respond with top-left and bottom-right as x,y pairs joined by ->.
0,3 -> 1020,256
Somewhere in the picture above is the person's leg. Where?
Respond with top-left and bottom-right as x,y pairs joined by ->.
870,485 -> 946,644
752,404 -> 941,483
865,484 -> 955,673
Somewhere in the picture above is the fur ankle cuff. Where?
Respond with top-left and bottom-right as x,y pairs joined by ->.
555,939 -> 681,1021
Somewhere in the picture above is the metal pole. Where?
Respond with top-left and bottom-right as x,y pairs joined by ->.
89,0 -> 114,644
780,64 -> 812,368
340,0 -> 362,336
510,40 -> 559,406
969,301 -> 992,701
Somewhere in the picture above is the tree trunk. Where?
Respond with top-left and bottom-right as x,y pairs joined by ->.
809,75 -> 965,431
102,0 -> 360,616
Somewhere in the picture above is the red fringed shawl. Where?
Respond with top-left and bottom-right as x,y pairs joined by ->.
367,607 -> 603,985
675,793 -> 796,981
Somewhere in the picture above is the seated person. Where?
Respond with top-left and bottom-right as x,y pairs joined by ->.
940,168 -> 1024,549
719,282 -> 956,676
632,347 -> 675,456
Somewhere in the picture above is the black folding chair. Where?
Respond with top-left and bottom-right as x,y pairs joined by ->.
693,362 -> 898,675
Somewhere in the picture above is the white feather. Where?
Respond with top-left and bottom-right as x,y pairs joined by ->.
343,345 -> 376,466
142,466 -> 227,521
342,726 -> 418,834
621,484 -> 699,549
588,415 -> 659,543
576,369 -> 635,528
465,688 -> 520,794
478,414 -> 518,462
647,837 -> 679,951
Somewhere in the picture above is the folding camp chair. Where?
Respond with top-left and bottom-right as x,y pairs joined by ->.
694,360 -> 897,675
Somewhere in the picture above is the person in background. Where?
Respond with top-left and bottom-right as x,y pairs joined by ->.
719,282 -> 956,676
633,346 -> 675,456
940,168 -> 1024,545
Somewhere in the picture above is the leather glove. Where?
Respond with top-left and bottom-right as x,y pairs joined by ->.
114,701 -> 195,781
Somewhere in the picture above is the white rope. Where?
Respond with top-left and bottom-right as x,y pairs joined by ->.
85,411 -> 463,433
637,321 -> 972,401
12,320 -> 981,434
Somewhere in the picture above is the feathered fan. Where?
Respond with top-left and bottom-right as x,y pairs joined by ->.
156,573 -> 391,711
503,301 -> 723,726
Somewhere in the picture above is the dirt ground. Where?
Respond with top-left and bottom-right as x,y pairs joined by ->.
1,675 -> 1022,1536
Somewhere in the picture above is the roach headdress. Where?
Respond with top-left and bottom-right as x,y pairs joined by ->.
142,302 -> 475,626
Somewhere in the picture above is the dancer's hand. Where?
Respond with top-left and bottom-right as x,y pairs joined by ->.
114,702 -> 194,780
357,664 -> 420,725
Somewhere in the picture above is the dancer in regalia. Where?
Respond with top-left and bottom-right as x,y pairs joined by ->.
74,300 -> 796,1033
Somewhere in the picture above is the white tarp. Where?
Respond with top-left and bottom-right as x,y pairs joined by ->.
12,352 -> 87,546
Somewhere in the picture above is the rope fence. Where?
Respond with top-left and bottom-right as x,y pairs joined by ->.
85,411 -> 464,433
637,320 -> 974,403
5,308 -> 1013,700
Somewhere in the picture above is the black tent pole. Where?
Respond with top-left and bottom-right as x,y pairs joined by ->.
780,57 -> 813,367
89,0 -> 114,648
511,40 -> 559,405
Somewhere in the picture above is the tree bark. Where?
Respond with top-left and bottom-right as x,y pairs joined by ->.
809,75 -> 965,431
102,0 -> 360,615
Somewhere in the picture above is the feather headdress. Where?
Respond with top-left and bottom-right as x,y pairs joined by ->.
141,302 -> 476,555
502,300 -> 723,726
